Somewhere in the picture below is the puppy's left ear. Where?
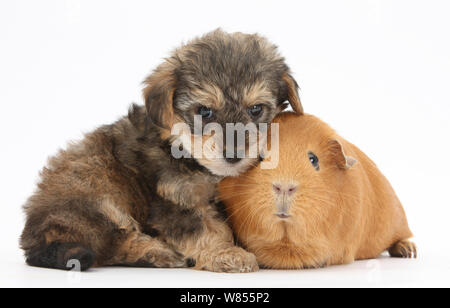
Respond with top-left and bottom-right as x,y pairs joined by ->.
282,73 -> 303,115
328,139 -> 358,170
143,62 -> 177,129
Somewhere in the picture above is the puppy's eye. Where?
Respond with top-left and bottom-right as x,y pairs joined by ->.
249,105 -> 263,118
198,106 -> 214,119
308,152 -> 320,171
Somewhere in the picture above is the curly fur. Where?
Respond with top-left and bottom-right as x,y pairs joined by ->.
20,30 -> 302,272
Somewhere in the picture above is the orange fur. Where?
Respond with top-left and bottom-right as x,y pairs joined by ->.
219,113 -> 415,269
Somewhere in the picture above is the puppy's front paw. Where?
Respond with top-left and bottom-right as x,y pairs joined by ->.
144,247 -> 192,268
204,247 -> 259,273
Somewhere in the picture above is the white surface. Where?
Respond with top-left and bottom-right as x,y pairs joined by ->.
1,0 -> 450,288
1,253 -> 449,288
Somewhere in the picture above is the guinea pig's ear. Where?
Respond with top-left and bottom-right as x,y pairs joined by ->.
329,139 -> 358,170
282,73 -> 304,115
143,62 -> 177,129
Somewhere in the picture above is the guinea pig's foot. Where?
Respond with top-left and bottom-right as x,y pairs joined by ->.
389,240 -> 417,259
203,247 -> 259,273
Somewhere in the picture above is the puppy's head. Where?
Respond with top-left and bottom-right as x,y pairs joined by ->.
143,29 -> 303,177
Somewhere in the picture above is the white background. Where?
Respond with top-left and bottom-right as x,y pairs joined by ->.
1,0 -> 449,288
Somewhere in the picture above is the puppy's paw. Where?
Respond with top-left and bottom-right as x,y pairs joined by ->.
204,247 -> 259,273
389,240 -> 417,259
145,247 -> 192,268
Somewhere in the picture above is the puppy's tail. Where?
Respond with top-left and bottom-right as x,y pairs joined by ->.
25,242 -> 96,272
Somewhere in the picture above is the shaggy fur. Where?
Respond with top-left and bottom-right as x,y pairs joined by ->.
20,30 -> 303,272
219,113 -> 416,269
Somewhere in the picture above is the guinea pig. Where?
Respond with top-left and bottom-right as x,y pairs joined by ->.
218,112 -> 416,269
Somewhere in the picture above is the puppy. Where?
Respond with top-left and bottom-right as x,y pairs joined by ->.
20,29 -> 303,272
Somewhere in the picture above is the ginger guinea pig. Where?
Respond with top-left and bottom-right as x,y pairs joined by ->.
218,112 -> 416,269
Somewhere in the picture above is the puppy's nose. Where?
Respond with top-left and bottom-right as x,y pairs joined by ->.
223,151 -> 242,164
225,157 -> 242,164
273,183 -> 298,196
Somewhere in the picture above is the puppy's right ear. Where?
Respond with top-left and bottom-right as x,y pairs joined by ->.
282,73 -> 304,115
143,62 -> 177,129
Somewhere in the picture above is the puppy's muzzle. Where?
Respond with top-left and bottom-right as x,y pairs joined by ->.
225,157 -> 242,164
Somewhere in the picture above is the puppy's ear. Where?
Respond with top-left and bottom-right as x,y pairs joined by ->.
328,139 -> 357,170
282,73 -> 303,115
143,62 -> 177,129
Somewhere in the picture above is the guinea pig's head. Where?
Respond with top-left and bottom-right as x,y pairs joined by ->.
219,112 -> 358,260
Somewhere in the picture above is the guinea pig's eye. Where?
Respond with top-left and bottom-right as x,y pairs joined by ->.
249,105 -> 263,118
308,152 -> 320,171
197,106 -> 214,119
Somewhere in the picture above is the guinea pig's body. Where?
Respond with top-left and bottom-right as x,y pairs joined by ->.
219,113 -> 416,269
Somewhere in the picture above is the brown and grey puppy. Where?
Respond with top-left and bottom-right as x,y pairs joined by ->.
20,30 -> 303,272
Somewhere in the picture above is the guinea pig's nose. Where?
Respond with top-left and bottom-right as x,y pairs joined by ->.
273,183 -> 298,196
